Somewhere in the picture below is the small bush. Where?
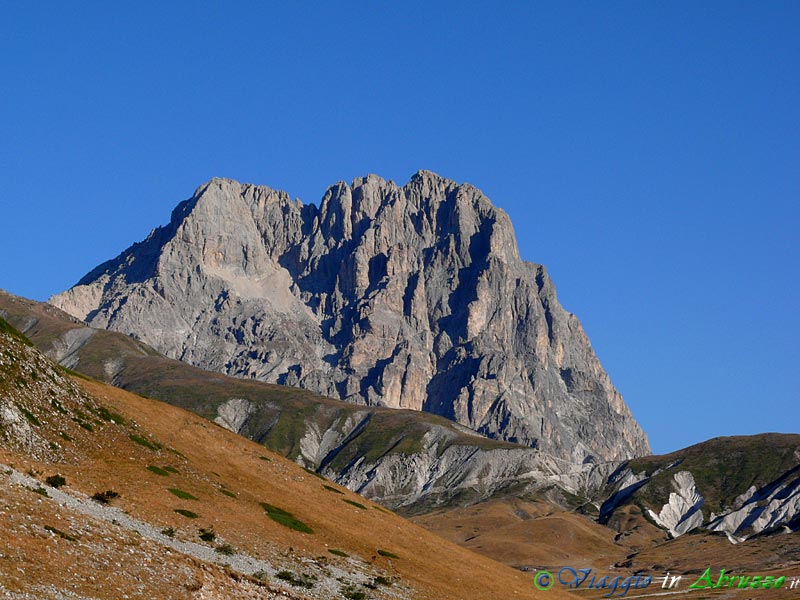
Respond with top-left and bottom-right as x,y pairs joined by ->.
174,509 -> 199,519
199,528 -> 216,542
303,467 -> 325,480
377,549 -> 399,559
163,466 -> 179,473
260,502 -> 313,534
328,549 -> 348,557
276,570 -> 316,588
50,399 -> 68,415
59,431 -> 73,441
342,499 -> 367,510
373,576 -> 393,586
96,406 -> 125,425
77,420 -> 94,432
44,525 -> 77,541
215,543 -> 235,556
167,488 -> 198,500
161,527 -> 175,537
129,434 -> 161,451
19,406 -> 40,427
219,488 -> 236,498
253,570 -> 269,581
146,466 -> 170,477
30,486 -> 48,497
342,587 -> 366,600
92,490 -> 119,504
323,484 -> 344,495
45,475 -> 66,488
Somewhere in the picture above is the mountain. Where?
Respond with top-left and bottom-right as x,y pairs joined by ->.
0,315 -> 572,600
50,172 -> 649,464
1,290 -> 608,514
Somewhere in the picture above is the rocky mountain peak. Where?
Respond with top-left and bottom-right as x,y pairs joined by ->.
51,172 -> 650,464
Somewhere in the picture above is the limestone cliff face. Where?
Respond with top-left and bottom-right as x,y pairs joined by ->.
51,172 -> 650,463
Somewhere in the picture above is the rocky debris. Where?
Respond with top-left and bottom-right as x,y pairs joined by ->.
51,172 -> 649,463
646,471 -> 704,537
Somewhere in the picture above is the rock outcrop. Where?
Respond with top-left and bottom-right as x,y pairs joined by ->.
50,172 -> 649,463
597,435 -> 800,542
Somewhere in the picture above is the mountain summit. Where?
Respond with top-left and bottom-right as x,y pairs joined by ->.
51,172 -> 649,462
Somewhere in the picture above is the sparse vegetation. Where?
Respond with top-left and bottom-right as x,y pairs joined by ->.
199,528 -> 216,542
377,549 -> 399,559
260,502 -> 313,534
276,570 -> 316,588
45,475 -> 66,488
50,398 -> 68,414
92,490 -> 119,504
168,488 -> 198,500
161,527 -> 175,537
328,548 -> 348,557
44,525 -> 77,541
342,586 -> 367,600
323,484 -> 344,495
174,508 -> 199,519
219,488 -> 236,498
163,466 -> 179,473
19,405 -> 41,427
303,467 -> 324,479
129,434 -> 162,451
30,486 -> 48,497
258,455 -> 272,461
253,570 -> 269,581
343,499 -> 367,510
95,405 -> 125,425
215,543 -> 235,556
146,465 -> 171,476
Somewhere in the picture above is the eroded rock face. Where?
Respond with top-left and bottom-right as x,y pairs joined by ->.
51,172 -> 650,463
647,471 -> 705,537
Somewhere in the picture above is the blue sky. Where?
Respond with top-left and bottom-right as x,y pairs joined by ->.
1,2 -> 797,454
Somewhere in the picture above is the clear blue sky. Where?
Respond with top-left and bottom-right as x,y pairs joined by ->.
1,2 -> 797,455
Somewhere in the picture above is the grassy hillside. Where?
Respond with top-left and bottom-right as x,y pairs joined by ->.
627,434 -> 800,518
0,316 -> 573,600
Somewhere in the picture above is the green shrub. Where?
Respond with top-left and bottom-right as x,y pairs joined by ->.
129,434 -> 162,451
96,406 -> 125,424
342,499 -> 367,510
167,488 -> 197,500
219,488 -> 236,498
276,570 -> 316,588
19,406 -> 40,427
30,486 -> 48,497
146,466 -> 170,477
328,549 -> 348,557
199,528 -> 216,542
215,543 -> 235,556
174,509 -> 199,519
377,549 -> 399,559
342,587 -> 366,600
323,484 -> 344,495
163,466 -> 179,473
303,467 -> 325,480
45,475 -> 66,488
44,525 -> 77,541
260,502 -> 313,534
161,527 -> 175,537
92,490 -> 119,504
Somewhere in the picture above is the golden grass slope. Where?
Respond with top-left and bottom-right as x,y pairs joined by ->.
0,324 -> 573,600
